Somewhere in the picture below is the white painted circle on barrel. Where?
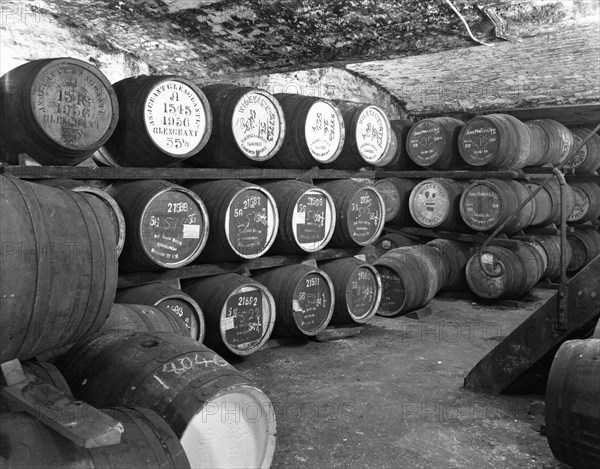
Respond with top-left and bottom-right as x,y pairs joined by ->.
144,80 -> 209,156
291,188 -> 336,252
355,106 -> 390,164
409,180 -> 451,228
304,101 -> 344,163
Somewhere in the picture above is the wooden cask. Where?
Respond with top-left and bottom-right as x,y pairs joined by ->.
380,119 -> 419,170
565,127 -> 600,173
406,117 -> 466,170
546,339 -> 600,469
373,177 -> 417,224
261,93 -> 345,168
460,179 -> 537,234
107,180 -> 209,271
104,75 -> 212,167
261,180 -> 336,254
0,58 -> 118,165
101,303 -> 189,337
525,119 -> 573,166
0,407 -> 190,469
532,235 -> 573,281
374,232 -> 420,252
188,84 -> 285,167
409,178 -> 470,231
319,257 -> 382,324
0,176 -> 118,362
465,243 -> 546,299
426,239 -> 474,291
253,264 -> 335,337
186,179 -> 278,262
458,114 -> 532,169
568,182 -> 600,224
567,230 -> 600,272
116,283 -> 205,341
182,273 -> 276,356
40,178 -> 126,256
316,179 -> 385,248
328,101 -> 392,169
523,179 -> 575,227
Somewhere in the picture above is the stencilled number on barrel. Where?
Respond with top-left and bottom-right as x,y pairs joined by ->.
161,353 -> 229,375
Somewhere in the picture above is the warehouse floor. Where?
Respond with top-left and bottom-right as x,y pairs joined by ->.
236,288 -> 567,469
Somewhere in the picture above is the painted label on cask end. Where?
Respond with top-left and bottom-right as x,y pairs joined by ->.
564,132 -> 588,169
461,185 -> 502,230
144,80 -> 208,155
411,181 -> 450,227
459,119 -> 500,164
376,266 -> 405,315
141,191 -> 204,265
355,106 -> 389,163
226,189 -> 276,257
568,185 -> 590,222
159,298 -> 198,337
291,272 -> 332,333
293,190 -> 333,250
232,91 -> 281,160
305,101 -> 343,162
408,121 -> 446,164
223,289 -> 264,350
33,62 -> 113,148
347,267 -> 378,320
348,188 -> 383,244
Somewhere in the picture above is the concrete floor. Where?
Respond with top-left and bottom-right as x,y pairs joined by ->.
236,288 -> 568,469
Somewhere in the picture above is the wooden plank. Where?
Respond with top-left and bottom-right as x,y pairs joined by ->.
314,325 -> 363,342
405,305 -> 433,320
374,170 -> 520,179
388,226 -> 529,249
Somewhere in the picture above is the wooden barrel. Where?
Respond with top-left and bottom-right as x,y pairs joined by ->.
373,178 -> 417,224
40,178 -> 126,256
458,114 -> 532,169
565,127 -> 600,173
532,235 -> 573,281
0,407 -> 190,469
316,179 -> 385,248
260,93 -> 345,168
182,273 -> 276,356
373,245 -> 445,316
406,117 -> 466,170
525,119 -> 573,166
116,283 -> 205,341
101,303 -> 189,337
426,239 -> 474,291
380,119 -> 419,170
187,84 -> 285,167
107,180 -> 209,271
0,176 -> 117,362
260,180 -> 336,254
328,101 -> 392,169
460,179 -> 537,234
253,264 -> 335,337
568,182 -> 600,224
59,331 -> 276,469
319,257 -> 382,324
0,58 -> 119,165
186,179 -> 278,262
374,232 -> 420,252
545,339 -> 600,469
465,243 -> 546,299
523,179 -> 576,227
567,230 -> 600,272
409,178 -> 470,231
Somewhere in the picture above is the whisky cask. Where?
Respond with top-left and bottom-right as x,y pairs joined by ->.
568,182 -> 600,224
409,178 -> 469,231
406,117 -> 466,170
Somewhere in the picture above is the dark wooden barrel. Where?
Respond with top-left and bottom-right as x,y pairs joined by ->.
409,178 -> 470,231
380,119 -> 419,170
373,245 -> 445,316
458,114 -> 532,169
373,178 -> 417,224
116,283 -> 205,341
0,58 -> 119,165
316,179 -> 385,248
545,339 -> 600,469
187,84 -> 285,167
186,179 -> 278,262
182,273 -> 276,356
253,264 -> 335,337
406,117 -> 466,170
328,101 -> 392,169
59,331 -> 276,469
101,303 -> 189,337
260,93 -> 345,168
0,176 -> 117,362
0,407 -> 190,469
569,182 -> 600,224
532,235 -> 573,281
567,230 -> 600,272
260,180 -> 336,254
104,75 -> 212,167
107,179 -> 209,271
460,179 -> 537,234
374,232 -> 420,252
525,119 -> 573,166
40,178 -> 126,256
319,257 -> 382,324
465,243 -> 546,299
523,179 -> 576,227
565,127 -> 600,173
426,239 -> 474,291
